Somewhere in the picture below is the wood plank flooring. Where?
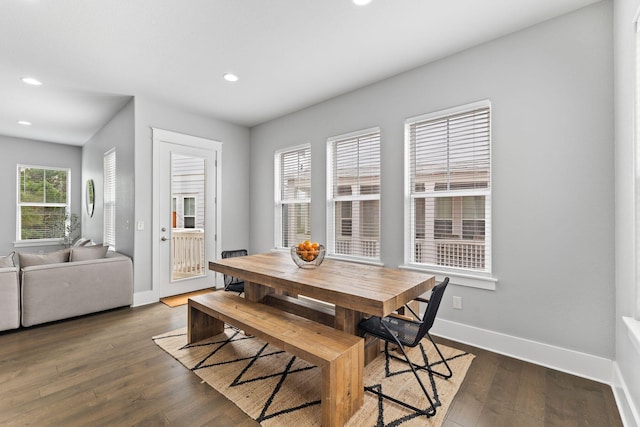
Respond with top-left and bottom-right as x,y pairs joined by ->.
0,303 -> 623,426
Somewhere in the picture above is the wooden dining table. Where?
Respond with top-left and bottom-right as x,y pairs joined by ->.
208,251 -> 435,364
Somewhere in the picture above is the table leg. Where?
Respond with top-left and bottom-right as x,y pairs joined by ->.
244,281 -> 271,303
397,300 -> 420,320
334,306 -> 380,365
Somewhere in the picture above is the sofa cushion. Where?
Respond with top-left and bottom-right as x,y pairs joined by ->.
70,245 -> 108,262
0,252 -> 15,268
19,249 -> 71,268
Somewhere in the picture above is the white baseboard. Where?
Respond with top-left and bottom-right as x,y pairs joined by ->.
431,318 -> 613,384
132,290 -> 159,307
613,362 -> 640,427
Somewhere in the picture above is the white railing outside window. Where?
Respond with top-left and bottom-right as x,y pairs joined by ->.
415,239 -> 485,270
172,229 -> 205,277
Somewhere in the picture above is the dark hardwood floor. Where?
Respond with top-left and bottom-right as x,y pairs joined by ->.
0,303 -> 623,427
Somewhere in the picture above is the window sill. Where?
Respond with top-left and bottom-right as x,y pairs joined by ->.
13,239 -> 63,248
623,316 -> 640,356
325,254 -> 384,267
399,264 -> 497,290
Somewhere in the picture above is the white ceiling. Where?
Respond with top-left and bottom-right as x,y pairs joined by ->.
0,0 -> 601,145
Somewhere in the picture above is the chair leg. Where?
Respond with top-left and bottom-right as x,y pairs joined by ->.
364,325 -> 439,417
387,331 -> 453,379
424,331 -> 453,379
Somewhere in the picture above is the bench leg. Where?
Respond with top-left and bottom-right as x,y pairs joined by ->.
188,304 -> 224,344
321,341 -> 364,426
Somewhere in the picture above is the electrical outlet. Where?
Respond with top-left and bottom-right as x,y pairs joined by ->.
452,296 -> 462,310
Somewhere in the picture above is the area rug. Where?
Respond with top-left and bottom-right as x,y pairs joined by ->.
159,289 -> 214,307
153,326 -> 474,426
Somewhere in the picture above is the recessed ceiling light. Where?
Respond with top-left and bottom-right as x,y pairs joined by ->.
353,0 -> 372,5
17,120 -> 32,126
21,77 -> 42,86
223,73 -> 239,82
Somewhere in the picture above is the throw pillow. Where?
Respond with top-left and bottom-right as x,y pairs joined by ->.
19,249 -> 71,268
0,252 -> 15,267
70,245 -> 109,262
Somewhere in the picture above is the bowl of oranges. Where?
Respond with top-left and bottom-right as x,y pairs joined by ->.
291,240 -> 325,269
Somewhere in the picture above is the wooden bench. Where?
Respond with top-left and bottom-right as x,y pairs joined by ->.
188,291 -> 364,427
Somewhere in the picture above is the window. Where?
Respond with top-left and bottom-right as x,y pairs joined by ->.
275,144 -> 311,248
16,165 -> 70,241
327,128 -> 381,260
406,101 -> 491,273
337,185 -> 353,237
183,197 -> 196,228
103,148 -> 116,249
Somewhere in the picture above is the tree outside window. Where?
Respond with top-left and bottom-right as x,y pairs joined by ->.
17,166 -> 70,241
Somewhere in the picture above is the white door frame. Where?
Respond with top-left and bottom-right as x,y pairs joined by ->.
152,128 -> 222,298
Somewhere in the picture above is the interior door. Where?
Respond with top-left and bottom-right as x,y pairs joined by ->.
153,129 -> 221,298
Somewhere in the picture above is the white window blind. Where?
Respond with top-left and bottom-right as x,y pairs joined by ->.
16,165 -> 70,241
327,127 -> 381,260
103,149 -> 116,248
275,145 -> 311,248
407,101 -> 491,273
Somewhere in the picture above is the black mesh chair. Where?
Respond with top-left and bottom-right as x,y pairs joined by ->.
358,277 -> 451,418
220,249 -> 248,294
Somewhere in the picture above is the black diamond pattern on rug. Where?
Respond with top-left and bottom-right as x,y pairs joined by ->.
166,326 -> 321,422
153,326 -> 475,427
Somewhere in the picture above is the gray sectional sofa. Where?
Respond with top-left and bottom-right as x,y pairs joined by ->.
21,251 -> 133,327
0,248 -> 133,330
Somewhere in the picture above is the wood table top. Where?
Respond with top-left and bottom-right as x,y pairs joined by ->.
209,251 -> 435,317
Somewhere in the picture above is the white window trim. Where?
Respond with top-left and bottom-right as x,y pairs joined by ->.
15,164 -> 71,246
399,263 -> 497,290
403,100 -> 497,289
326,126 -> 381,263
274,143 -> 311,249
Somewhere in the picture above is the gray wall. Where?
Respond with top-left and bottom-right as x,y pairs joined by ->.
250,2 -> 614,358
0,135 -> 82,255
82,98 -> 135,257
614,0 -> 640,422
133,97 -> 251,294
